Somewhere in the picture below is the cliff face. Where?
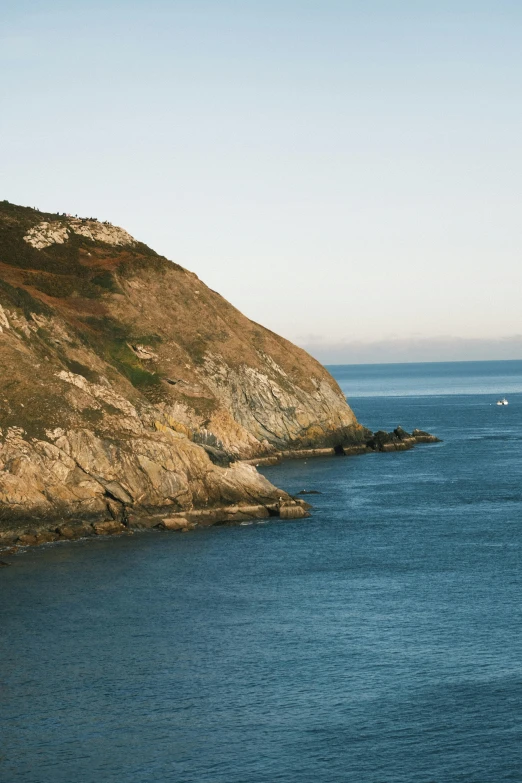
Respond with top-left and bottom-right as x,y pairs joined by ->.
0,201 -> 364,534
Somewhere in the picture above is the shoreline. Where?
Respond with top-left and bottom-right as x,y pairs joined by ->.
0,498 -> 311,561
0,428 -> 439,560
245,429 -> 440,466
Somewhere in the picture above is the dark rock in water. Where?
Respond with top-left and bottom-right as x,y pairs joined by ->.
366,430 -> 396,451
0,560 -> 11,567
297,490 -> 322,495
366,426 -> 439,452
412,429 -> 441,443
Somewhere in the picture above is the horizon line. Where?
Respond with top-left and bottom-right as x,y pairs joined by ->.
322,358 -> 522,367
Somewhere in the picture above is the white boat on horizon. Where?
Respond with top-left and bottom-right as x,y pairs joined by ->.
496,398 -> 509,406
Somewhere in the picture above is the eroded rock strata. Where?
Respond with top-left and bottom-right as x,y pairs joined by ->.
0,201 -> 438,551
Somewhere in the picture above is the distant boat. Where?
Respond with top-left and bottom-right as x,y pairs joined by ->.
496,398 -> 509,406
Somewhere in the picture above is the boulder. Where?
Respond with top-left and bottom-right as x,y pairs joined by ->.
160,517 -> 194,531
56,522 -> 95,539
17,533 -> 38,546
92,520 -> 125,536
35,531 -> 59,544
367,428 -> 423,452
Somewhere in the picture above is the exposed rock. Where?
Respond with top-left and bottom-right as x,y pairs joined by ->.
159,500 -> 285,528
17,533 -> 38,546
98,480 -> 134,505
24,218 -> 135,250
106,499 -> 124,521
24,221 -> 69,249
57,371 -> 139,419
159,517 -> 194,531
412,429 -> 441,443
92,520 -> 126,536
233,504 -> 271,519
34,530 -> 59,544
200,353 -> 362,452
68,219 -> 136,247
131,344 -> 158,361
279,501 -> 310,520
0,304 -> 9,331
55,524 -> 82,540
202,444 -> 234,467
366,427 -> 440,452
0,530 -> 21,547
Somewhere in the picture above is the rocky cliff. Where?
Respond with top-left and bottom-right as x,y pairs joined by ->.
0,201 -> 366,540
0,201 -> 437,549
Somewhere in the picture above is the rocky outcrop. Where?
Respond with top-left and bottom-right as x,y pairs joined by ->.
366,426 -> 440,452
0,424 -> 290,524
0,201 -> 438,550
0,495 -> 313,555
24,218 -> 136,250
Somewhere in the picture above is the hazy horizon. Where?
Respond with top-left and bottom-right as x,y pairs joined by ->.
304,335 -> 522,365
325,358 -> 522,367
2,1 -> 521,363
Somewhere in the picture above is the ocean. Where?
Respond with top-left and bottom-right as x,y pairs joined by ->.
1,360 -> 522,783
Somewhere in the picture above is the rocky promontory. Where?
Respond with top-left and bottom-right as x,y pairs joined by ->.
0,201 -> 438,551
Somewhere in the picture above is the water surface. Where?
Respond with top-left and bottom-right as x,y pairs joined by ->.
1,361 -> 522,782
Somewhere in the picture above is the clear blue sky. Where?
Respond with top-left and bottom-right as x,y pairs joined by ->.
2,1 -> 521,362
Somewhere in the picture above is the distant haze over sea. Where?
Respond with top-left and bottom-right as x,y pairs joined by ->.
302,335 -> 522,365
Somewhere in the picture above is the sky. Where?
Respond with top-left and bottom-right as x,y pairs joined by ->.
1,0 -> 522,363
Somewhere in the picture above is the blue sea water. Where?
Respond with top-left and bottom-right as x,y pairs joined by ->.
1,360 -> 522,783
